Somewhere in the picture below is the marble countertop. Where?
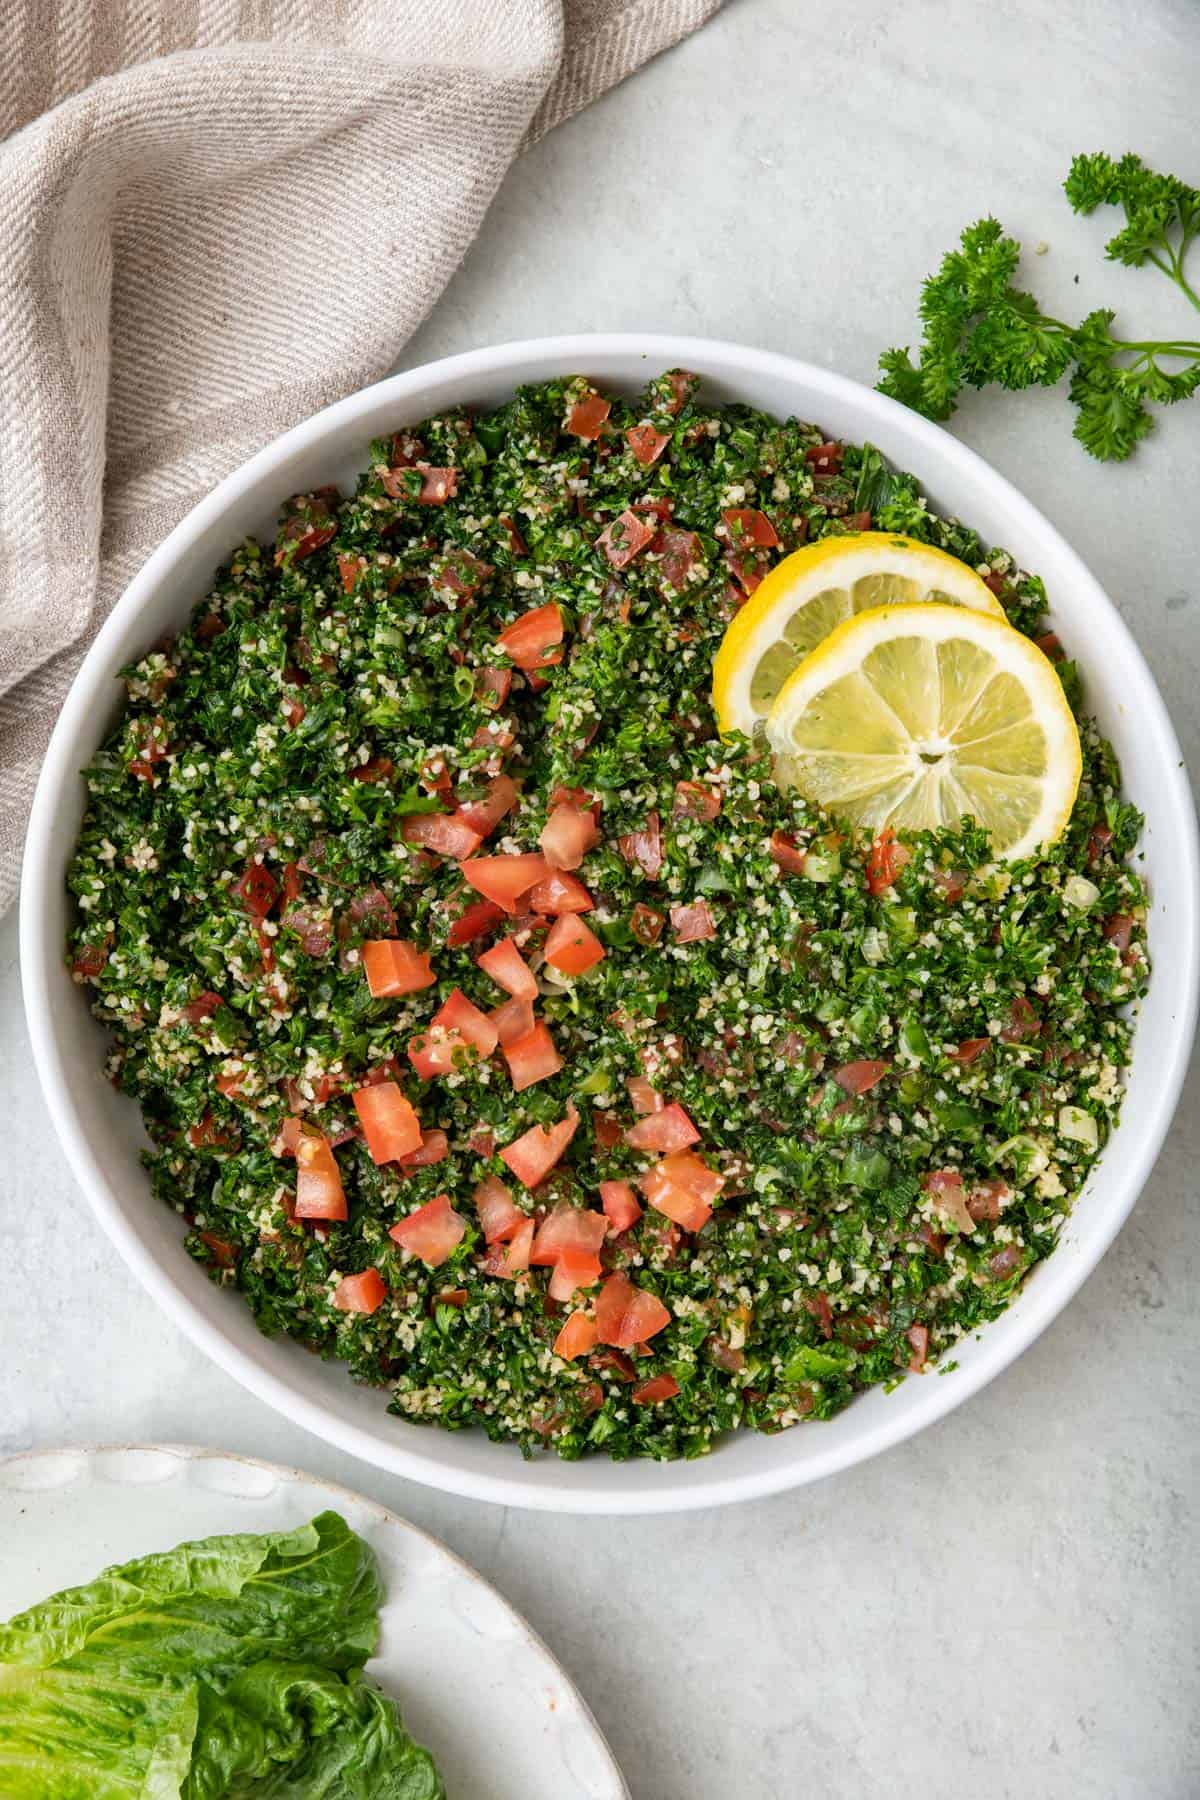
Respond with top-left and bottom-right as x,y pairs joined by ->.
3,2 -> 1198,1793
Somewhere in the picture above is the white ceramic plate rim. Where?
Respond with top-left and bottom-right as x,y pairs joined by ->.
0,1441 -> 627,1797
19,333 -> 1200,1513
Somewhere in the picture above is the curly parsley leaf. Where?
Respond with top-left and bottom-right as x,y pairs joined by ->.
877,154 -> 1200,461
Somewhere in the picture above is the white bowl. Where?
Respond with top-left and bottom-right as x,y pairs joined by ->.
20,335 -> 1200,1513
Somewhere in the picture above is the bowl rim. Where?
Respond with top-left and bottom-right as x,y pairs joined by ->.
19,331 -> 1200,1513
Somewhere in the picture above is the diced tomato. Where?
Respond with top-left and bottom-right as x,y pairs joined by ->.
1087,824 -> 1114,865
595,1272 -> 671,1348
658,529 -> 702,592
803,1292 -> 834,1339
484,1217 -> 535,1278
473,1175 -> 525,1244
349,755 -> 395,784
540,803 -> 600,871
629,903 -> 664,946
447,897 -> 505,949
477,937 -> 538,999
273,1115 -> 305,1157
198,1231 -> 237,1268
498,514 -> 528,556
599,1180 -> 641,1234
933,867 -> 968,902
433,987 -> 499,1056
234,860 -> 279,920
333,1268 -> 387,1314
215,1067 -> 246,1101
182,990 -> 225,1025
597,508 -> 657,570
625,422 -> 671,465
804,441 -> 843,472
360,1057 -> 403,1087
999,995 -> 1041,1043
396,1129 -> 449,1168
721,507 -> 779,549
566,391 -> 612,439
967,1178 -> 1010,1223
434,547 -> 493,599
594,1110 -> 623,1151
490,996 -> 537,1046
662,369 -> 697,414
281,905 -> 333,957
496,602 -> 564,672
407,1026 -> 467,1080
401,812 -> 484,861
504,1022 -> 563,1092
543,913 -> 605,975
626,1075 -> 663,1115
669,900 -> 716,943
456,775 -> 520,841
907,1323 -> 929,1372
832,1060 -> 890,1096
548,1245 -> 604,1302
530,1201 -> 608,1266
1103,913 -> 1134,952
866,828 -> 911,896
529,870 -> 594,916
707,1336 -> 745,1373
275,490 -> 338,563
625,1103 -> 700,1153
770,831 -> 807,877
462,854 -> 551,913
553,1311 -> 599,1361
673,781 -> 721,822
337,552 -> 367,594
362,940 -> 436,998
389,1193 -> 466,1267
989,1244 -> 1024,1280
187,1110 -> 241,1152
71,938 -> 112,980
500,1107 -> 579,1189
416,466 -> 458,505
346,889 -> 397,947
950,1037 -> 990,1065
921,1169 -> 975,1233
1034,631 -> 1063,660
726,550 -> 768,597
640,1164 -> 712,1233
617,811 -> 663,879
657,1148 -> 724,1207
294,1133 -> 348,1221
353,1081 -> 422,1164
631,1374 -> 680,1405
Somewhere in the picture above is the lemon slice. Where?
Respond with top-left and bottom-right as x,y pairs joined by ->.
765,603 -> 1081,861
712,533 -> 1005,739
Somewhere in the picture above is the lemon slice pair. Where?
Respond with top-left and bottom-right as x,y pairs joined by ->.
713,532 -> 1006,736
712,535 -> 1081,862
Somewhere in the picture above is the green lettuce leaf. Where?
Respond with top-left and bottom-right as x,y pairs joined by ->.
0,1511 -> 440,1799
187,1662 -> 443,1798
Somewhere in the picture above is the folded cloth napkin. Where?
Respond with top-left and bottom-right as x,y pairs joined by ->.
0,0 -> 720,913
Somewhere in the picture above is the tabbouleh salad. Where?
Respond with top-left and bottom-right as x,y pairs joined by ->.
66,370 -> 1148,1462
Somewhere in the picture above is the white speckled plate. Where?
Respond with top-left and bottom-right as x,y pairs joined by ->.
0,1443 -> 627,1799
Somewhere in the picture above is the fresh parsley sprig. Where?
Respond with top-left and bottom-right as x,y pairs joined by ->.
878,153 -> 1200,460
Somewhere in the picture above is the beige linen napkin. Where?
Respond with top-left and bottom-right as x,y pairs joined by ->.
0,0 -> 720,913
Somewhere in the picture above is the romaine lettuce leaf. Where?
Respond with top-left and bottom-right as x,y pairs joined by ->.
0,1511 -> 440,1798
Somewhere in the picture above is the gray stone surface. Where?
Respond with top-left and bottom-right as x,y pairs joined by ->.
2,2 -> 1198,1793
